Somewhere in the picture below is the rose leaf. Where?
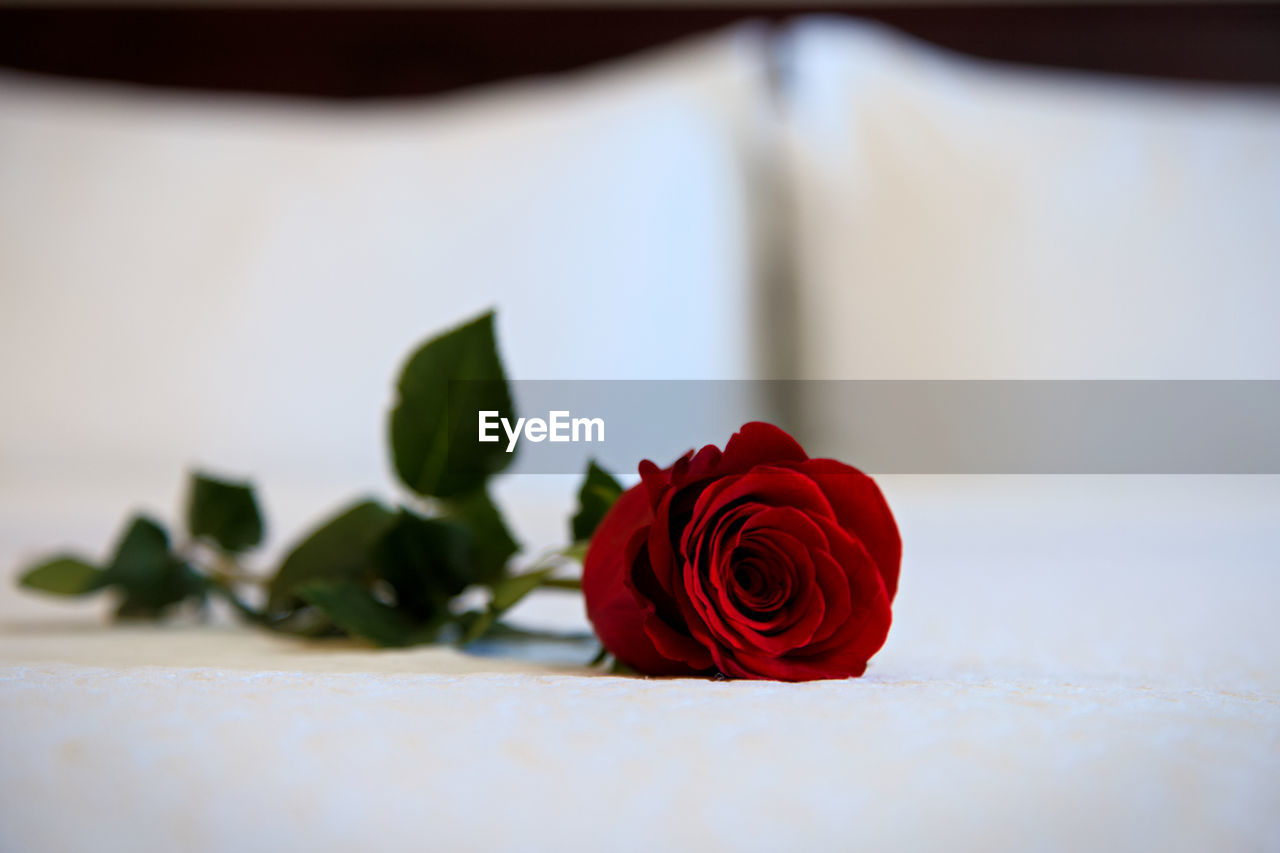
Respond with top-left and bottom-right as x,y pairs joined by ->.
389,311 -> 516,499
187,471 -> 264,554
296,580 -> 437,648
570,460 -> 624,542
19,555 -> 108,596
266,499 -> 396,613
444,488 -> 520,584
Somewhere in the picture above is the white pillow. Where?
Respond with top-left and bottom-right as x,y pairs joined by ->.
0,26 -> 772,519
781,17 -> 1280,383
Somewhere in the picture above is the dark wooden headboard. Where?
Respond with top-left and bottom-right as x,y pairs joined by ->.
1,5 -> 1278,98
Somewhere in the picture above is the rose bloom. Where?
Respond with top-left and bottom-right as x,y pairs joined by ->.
583,422 -> 900,681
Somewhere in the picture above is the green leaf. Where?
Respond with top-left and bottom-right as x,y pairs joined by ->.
571,460 -> 624,542
373,510 -> 474,620
18,518 -> 204,618
489,567 -> 555,614
104,516 -> 205,619
105,515 -> 171,589
19,556 -> 107,596
267,500 -> 396,612
456,608 -> 495,646
187,471 -> 264,553
389,311 -> 516,499
538,576 -> 582,591
113,561 -> 206,621
444,489 -> 520,584
297,580 -> 434,648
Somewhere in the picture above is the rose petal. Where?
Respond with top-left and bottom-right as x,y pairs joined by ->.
626,535 -> 715,672
689,467 -> 838,534
681,443 -> 724,485
647,487 -> 703,603
724,544 -> 826,654
719,647 -> 869,681
794,594 -> 892,675
799,520 -> 893,663
638,458 -> 672,508
694,516 -> 827,656
583,422 -> 901,682
582,486 -> 698,674
643,608 -> 716,671
793,457 -> 902,602
719,422 -> 809,475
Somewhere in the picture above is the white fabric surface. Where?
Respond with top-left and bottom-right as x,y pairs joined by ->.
3,16 -> 1278,851
782,18 -> 1280,384
0,26 -> 772,509
4,475 -> 1278,852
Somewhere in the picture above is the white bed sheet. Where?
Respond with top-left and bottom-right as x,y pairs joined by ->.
2,474 -> 1277,852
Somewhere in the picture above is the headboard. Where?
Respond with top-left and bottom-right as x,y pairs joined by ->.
1,4 -> 1279,98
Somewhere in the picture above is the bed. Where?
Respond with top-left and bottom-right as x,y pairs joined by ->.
2,6 -> 1278,851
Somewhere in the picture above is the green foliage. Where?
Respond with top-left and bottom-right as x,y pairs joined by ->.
490,567 -> 556,613
571,460 -> 624,542
13,310 -> 592,654
389,311 -> 516,499
267,500 -> 396,613
19,516 -> 206,619
444,489 -> 520,585
297,580 -> 436,648
269,497 -> 525,647
188,472 -> 264,554
105,516 -> 207,620
374,511 -> 475,613
20,556 -> 107,596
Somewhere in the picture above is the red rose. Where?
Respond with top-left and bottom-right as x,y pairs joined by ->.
583,422 -> 900,681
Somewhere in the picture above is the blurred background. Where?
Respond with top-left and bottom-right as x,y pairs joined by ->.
1,0 -> 1278,631
3,1 -> 1278,569
2,3 -> 1279,852
1,0 -> 1278,651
